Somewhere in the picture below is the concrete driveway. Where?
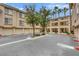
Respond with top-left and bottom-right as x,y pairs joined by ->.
0,34 -> 78,56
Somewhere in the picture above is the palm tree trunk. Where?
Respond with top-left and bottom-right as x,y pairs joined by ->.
58,13 -> 60,18
32,24 -> 35,37
69,3 -> 74,34
69,8 -> 72,33
64,12 -> 65,17
42,26 -> 46,35
53,15 -> 54,19
58,13 -> 59,18
64,13 -> 66,18
65,14 -> 66,17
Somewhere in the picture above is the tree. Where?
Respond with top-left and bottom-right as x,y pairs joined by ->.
69,3 -> 75,33
63,7 -> 68,17
52,10 -> 56,19
54,6 -> 59,18
25,5 -> 39,37
58,9 -> 62,17
39,6 -> 51,35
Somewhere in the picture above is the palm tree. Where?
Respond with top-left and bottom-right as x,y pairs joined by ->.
54,6 -> 59,18
63,7 -> 68,17
52,10 -> 56,19
39,6 -> 51,35
25,5 -> 39,37
69,3 -> 74,16
69,3 -> 75,33
58,9 -> 62,17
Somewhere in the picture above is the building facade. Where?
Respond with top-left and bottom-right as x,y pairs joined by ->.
0,4 -> 71,36
0,4 -> 40,35
72,3 -> 79,39
46,16 -> 71,34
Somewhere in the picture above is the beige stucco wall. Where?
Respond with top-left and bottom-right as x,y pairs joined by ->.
2,28 -> 13,35
14,29 -> 23,34
48,17 -> 70,34
0,28 -> 3,35
24,28 -> 32,34
74,28 -> 79,39
71,4 -> 79,39
0,6 -> 4,26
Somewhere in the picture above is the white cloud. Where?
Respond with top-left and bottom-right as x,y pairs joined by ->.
61,4 -> 69,8
46,3 -> 69,10
19,8 -> 24,10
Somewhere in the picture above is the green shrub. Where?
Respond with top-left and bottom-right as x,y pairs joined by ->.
64,32 -> 70,34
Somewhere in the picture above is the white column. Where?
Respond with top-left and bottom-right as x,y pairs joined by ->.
58,28 -> 60,34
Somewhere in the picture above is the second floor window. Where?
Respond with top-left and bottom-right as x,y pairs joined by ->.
52,22 -> 58,26
4,18 -> 12,25
19,13 -> 25,18
5,8 -> 13,15
19,20 -> 24,26
60,21 -> 68,26
77,4 -> 79,14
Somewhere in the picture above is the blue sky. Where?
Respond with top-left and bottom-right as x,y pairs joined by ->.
6,3 -> 70,17
6,3 -> 69,10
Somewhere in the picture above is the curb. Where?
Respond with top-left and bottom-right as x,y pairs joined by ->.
57,43 -> 79,51
74,46 -> 79,51
0,34 -> 48,47
72,39 -> 79,51
73,40 -> 79,42
31,34 -> 49,40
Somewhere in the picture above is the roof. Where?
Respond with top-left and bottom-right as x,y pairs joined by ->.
0,3 -> 26,14
51,16 -> 70,21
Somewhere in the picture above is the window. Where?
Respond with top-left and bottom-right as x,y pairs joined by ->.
52,22 -> 58,26
52,28 -> 58,33
19,13 -> 25,18
65,28 -> 68,32
47,28 -> 50,32
60,21 -> 68,26
60,22 -> 64,25
60,28 -> 64,33
77,4 -> 79,14
5,8 -> 13,15
9,9 -> 13,15
55,22 -> 58,26
5,9 -> 9,14
60,28 -> 68,33
4,18 -> 12,25
19,20 -> 24,26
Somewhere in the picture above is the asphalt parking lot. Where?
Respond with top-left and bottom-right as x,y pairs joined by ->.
0,34 -> 32,45
0,34 -> 79,56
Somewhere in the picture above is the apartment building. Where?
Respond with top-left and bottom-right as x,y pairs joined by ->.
46,16 -> 70,34
0,4 -> 40,35
72,3 -> 79,39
